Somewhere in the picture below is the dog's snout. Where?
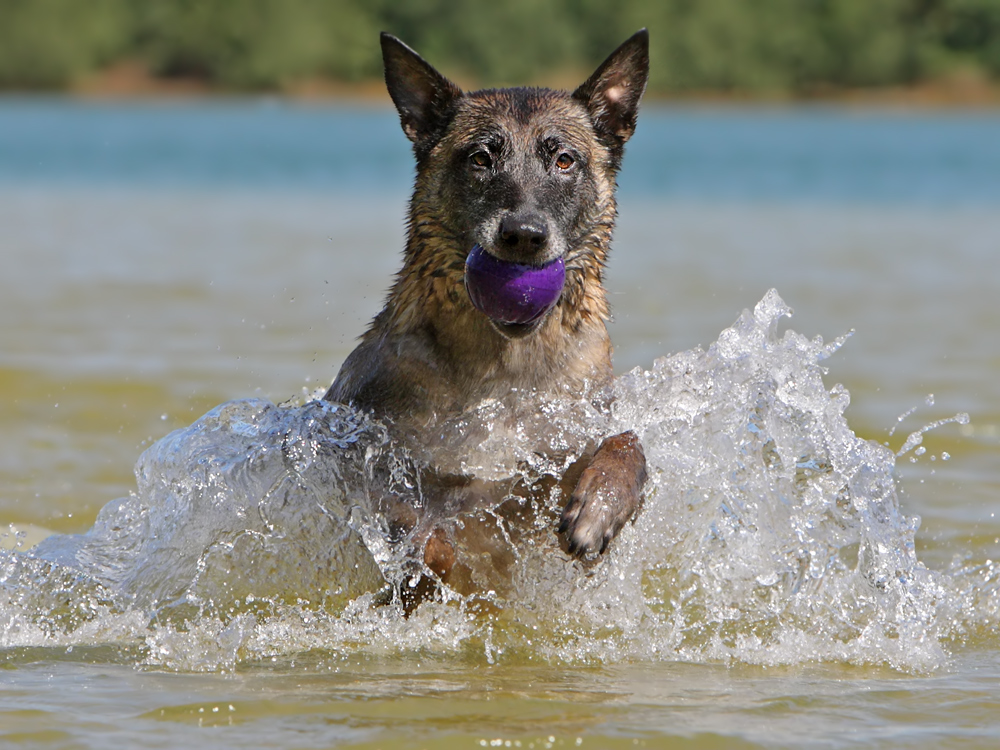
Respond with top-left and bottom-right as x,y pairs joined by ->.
499,214 -> 549,257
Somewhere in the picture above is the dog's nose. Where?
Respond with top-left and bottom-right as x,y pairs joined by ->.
498,214 -> 548,257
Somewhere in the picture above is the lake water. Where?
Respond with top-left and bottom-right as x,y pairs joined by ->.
1,99 -> 999,748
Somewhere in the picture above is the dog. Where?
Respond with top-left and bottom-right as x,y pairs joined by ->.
325,30 -> 650,607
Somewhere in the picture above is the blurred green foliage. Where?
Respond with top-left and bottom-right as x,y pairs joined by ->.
1,0 -> 999,92
0,0 -> 132,88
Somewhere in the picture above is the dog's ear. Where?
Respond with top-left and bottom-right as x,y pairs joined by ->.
573,29 -> 649,149
381,32 -> 463,152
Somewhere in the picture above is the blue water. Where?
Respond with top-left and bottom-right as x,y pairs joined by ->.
0,100 -> 410,193
3,98 -> 1000,205
2,96 -> 1000,749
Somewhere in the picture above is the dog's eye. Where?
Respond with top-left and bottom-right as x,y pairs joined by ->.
470,151 -> 492,169
555,152 -> 575,171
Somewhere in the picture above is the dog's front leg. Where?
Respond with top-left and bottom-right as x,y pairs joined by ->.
559,431 -> 647,556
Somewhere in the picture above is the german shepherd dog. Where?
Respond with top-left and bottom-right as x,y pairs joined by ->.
325,30 -> 650,607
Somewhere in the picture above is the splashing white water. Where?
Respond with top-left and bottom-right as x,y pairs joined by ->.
0,290 -> 991,672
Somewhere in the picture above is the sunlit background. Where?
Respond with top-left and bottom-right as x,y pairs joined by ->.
2,0 -> 1000,94
2,2 -> 1000,747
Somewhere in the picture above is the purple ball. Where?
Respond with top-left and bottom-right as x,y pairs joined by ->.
464,245 -> 565,325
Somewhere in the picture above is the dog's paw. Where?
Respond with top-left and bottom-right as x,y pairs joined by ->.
559,480 -> 622,556
559,431 -> 647,557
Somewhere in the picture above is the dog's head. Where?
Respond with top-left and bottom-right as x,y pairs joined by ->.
382,31 -> 648,339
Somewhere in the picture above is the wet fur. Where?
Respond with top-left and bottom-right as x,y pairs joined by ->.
325,31 -> 650,602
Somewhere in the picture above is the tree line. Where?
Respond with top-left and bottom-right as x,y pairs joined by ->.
1,0 -> 998,93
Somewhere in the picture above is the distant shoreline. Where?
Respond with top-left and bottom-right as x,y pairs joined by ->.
15,60 -> 992,110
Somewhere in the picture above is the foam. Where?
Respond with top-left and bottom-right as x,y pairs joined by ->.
1,290 -> 991,672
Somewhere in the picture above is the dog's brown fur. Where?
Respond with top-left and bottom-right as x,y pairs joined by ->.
325,31 -> 650,603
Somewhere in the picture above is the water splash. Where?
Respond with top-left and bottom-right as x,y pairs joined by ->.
896,413 -> 970,458
5,399 -> 390,643
0,290 -> 990,672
